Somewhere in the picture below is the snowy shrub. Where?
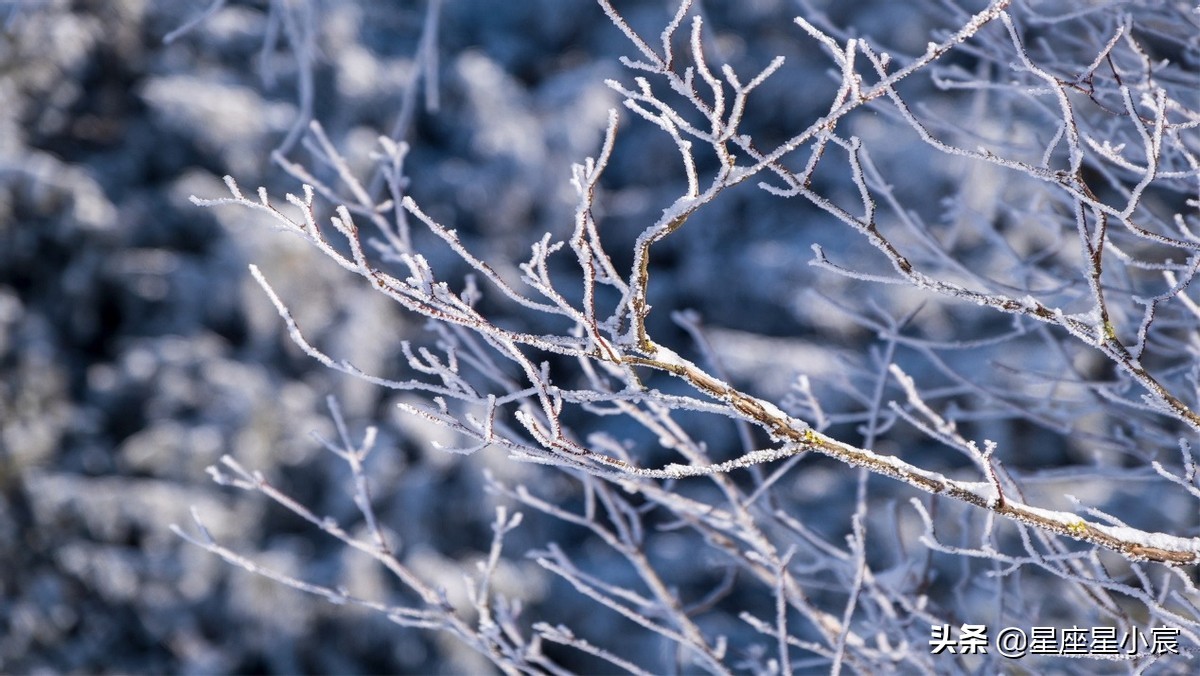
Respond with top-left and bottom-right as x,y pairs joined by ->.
173,0 -> 1200,672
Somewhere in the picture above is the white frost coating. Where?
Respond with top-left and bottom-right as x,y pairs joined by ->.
653,342 -> 802,427
649,343 -> 689,369
1015,502 -> 1085,526
954,480 -> 999,503
821,433 -> 948,485
1091,525 -> 1200,554
753,397 -> 795,426
659,447 -> 794,477
1007,503 -> 1200,553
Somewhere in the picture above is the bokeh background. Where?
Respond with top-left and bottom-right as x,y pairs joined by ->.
4,0 -> 1196,672
1,1 -> 843,670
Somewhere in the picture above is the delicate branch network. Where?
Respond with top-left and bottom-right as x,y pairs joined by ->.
178,0 -> 1200,671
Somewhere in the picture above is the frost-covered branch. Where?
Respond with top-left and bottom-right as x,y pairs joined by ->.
183,0 -> 1200,670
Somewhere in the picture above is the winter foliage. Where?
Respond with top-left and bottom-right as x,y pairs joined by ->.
3,0 -> 1200,672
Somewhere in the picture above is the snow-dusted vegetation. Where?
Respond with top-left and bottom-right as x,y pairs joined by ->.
3,0 -> 1199,672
